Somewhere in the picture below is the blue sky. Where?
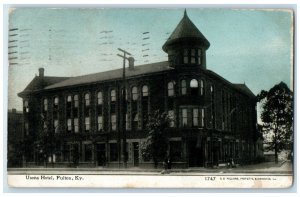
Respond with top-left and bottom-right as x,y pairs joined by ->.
8,8 -> 293,114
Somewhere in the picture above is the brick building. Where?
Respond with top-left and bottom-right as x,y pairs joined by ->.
8,108 -> 24,167
18,10 -> 259,168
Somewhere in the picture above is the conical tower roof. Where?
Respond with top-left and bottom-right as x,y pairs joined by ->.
162,10 -> 210,52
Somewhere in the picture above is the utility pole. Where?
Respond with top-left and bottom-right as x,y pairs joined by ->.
117,48 -> 131,168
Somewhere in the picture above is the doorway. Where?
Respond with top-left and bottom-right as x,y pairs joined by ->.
188,140 -> 204,167
133,142 -> 139,167
96,144 -> 106,167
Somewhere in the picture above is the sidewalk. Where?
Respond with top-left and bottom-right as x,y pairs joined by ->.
7,161 -> 292,175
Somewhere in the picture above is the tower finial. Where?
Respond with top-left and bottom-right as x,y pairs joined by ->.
184,9 -> 187,17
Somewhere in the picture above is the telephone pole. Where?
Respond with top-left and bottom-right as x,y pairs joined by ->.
117,48 -> 131,168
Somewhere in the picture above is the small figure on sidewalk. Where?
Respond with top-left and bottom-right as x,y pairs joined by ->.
161,155 -> 171,174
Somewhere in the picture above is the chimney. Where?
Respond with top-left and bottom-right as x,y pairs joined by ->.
128,57 -> 135,70
39,67 -> 44,78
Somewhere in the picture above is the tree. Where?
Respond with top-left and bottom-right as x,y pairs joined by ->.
257,82 -> 293,163
141,110 -> 170,168
34,115 -> 57,167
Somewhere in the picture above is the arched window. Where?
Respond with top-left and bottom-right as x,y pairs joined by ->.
111,89 -> 116,102
142,85 -> 149,97
54,97 -> 59,106
190,79 -> 199,96
181,80 -> 187,95
84,93 -> 90,106
190,79 -> 199,88
132,86 -> 138,100
74,95 -> 79,108
24,100 -> 29,113
97,91 -> 103,105
43,98 -> 48,111
168,81 -> 175,97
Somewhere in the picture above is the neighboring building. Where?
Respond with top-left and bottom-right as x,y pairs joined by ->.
18,10 -> 258,168
8,108 -> 23,167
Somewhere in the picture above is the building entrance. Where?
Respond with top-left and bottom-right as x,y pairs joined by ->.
133,142 -> 139,167
96,144 -> 106,166
188,139 -> 205,167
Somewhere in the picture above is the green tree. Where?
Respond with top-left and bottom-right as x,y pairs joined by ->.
257,82 -> 293,163
141,110 -> 170,168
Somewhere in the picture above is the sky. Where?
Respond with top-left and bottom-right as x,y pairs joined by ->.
7,8 -> 293,116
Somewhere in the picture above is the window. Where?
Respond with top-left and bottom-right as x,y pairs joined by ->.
85,93 -> 90,106
190,79 -> 199,88
192,108 -> 199,127
197,49 -> 201,64
190,79 -> 199,96
54,97 -> 59,106
84,144 -> 92,162
67,119 -> 72,132
181,80 -> 187,95
97,92 -> 103,105
111,90 -> 116,102
24,100 -> 29,113
182,108 -> 188,127
132,113 -> 138,130
200,80 -> 204,96
85,117 -> 90,132
132,86 -> 138,100
54,119 -> 59,133
168,81 -> 175,97
125,114 -> 129,130
184,49 -> 188,64
168,110 -> 175,127
43,98 -> 48,111
109,143 -> 118,161
111,114 -> 116,131
210,85 -> 214,93
66,95 -> 72,118
142,85 -> 149,97
191,49 -> 196,64
98,116 -> 103,131
43,120 -> 47,130
74,95 -> 79,108
25,122 -> 29,135
74,118 -> 79,133
53,97 -> 59,119
201,108 -> 205,127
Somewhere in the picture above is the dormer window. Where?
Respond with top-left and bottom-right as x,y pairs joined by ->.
184,49 -> 189,64
191,49 -> 196,64
183,48 -> 201,65
197,49 -> 201,64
